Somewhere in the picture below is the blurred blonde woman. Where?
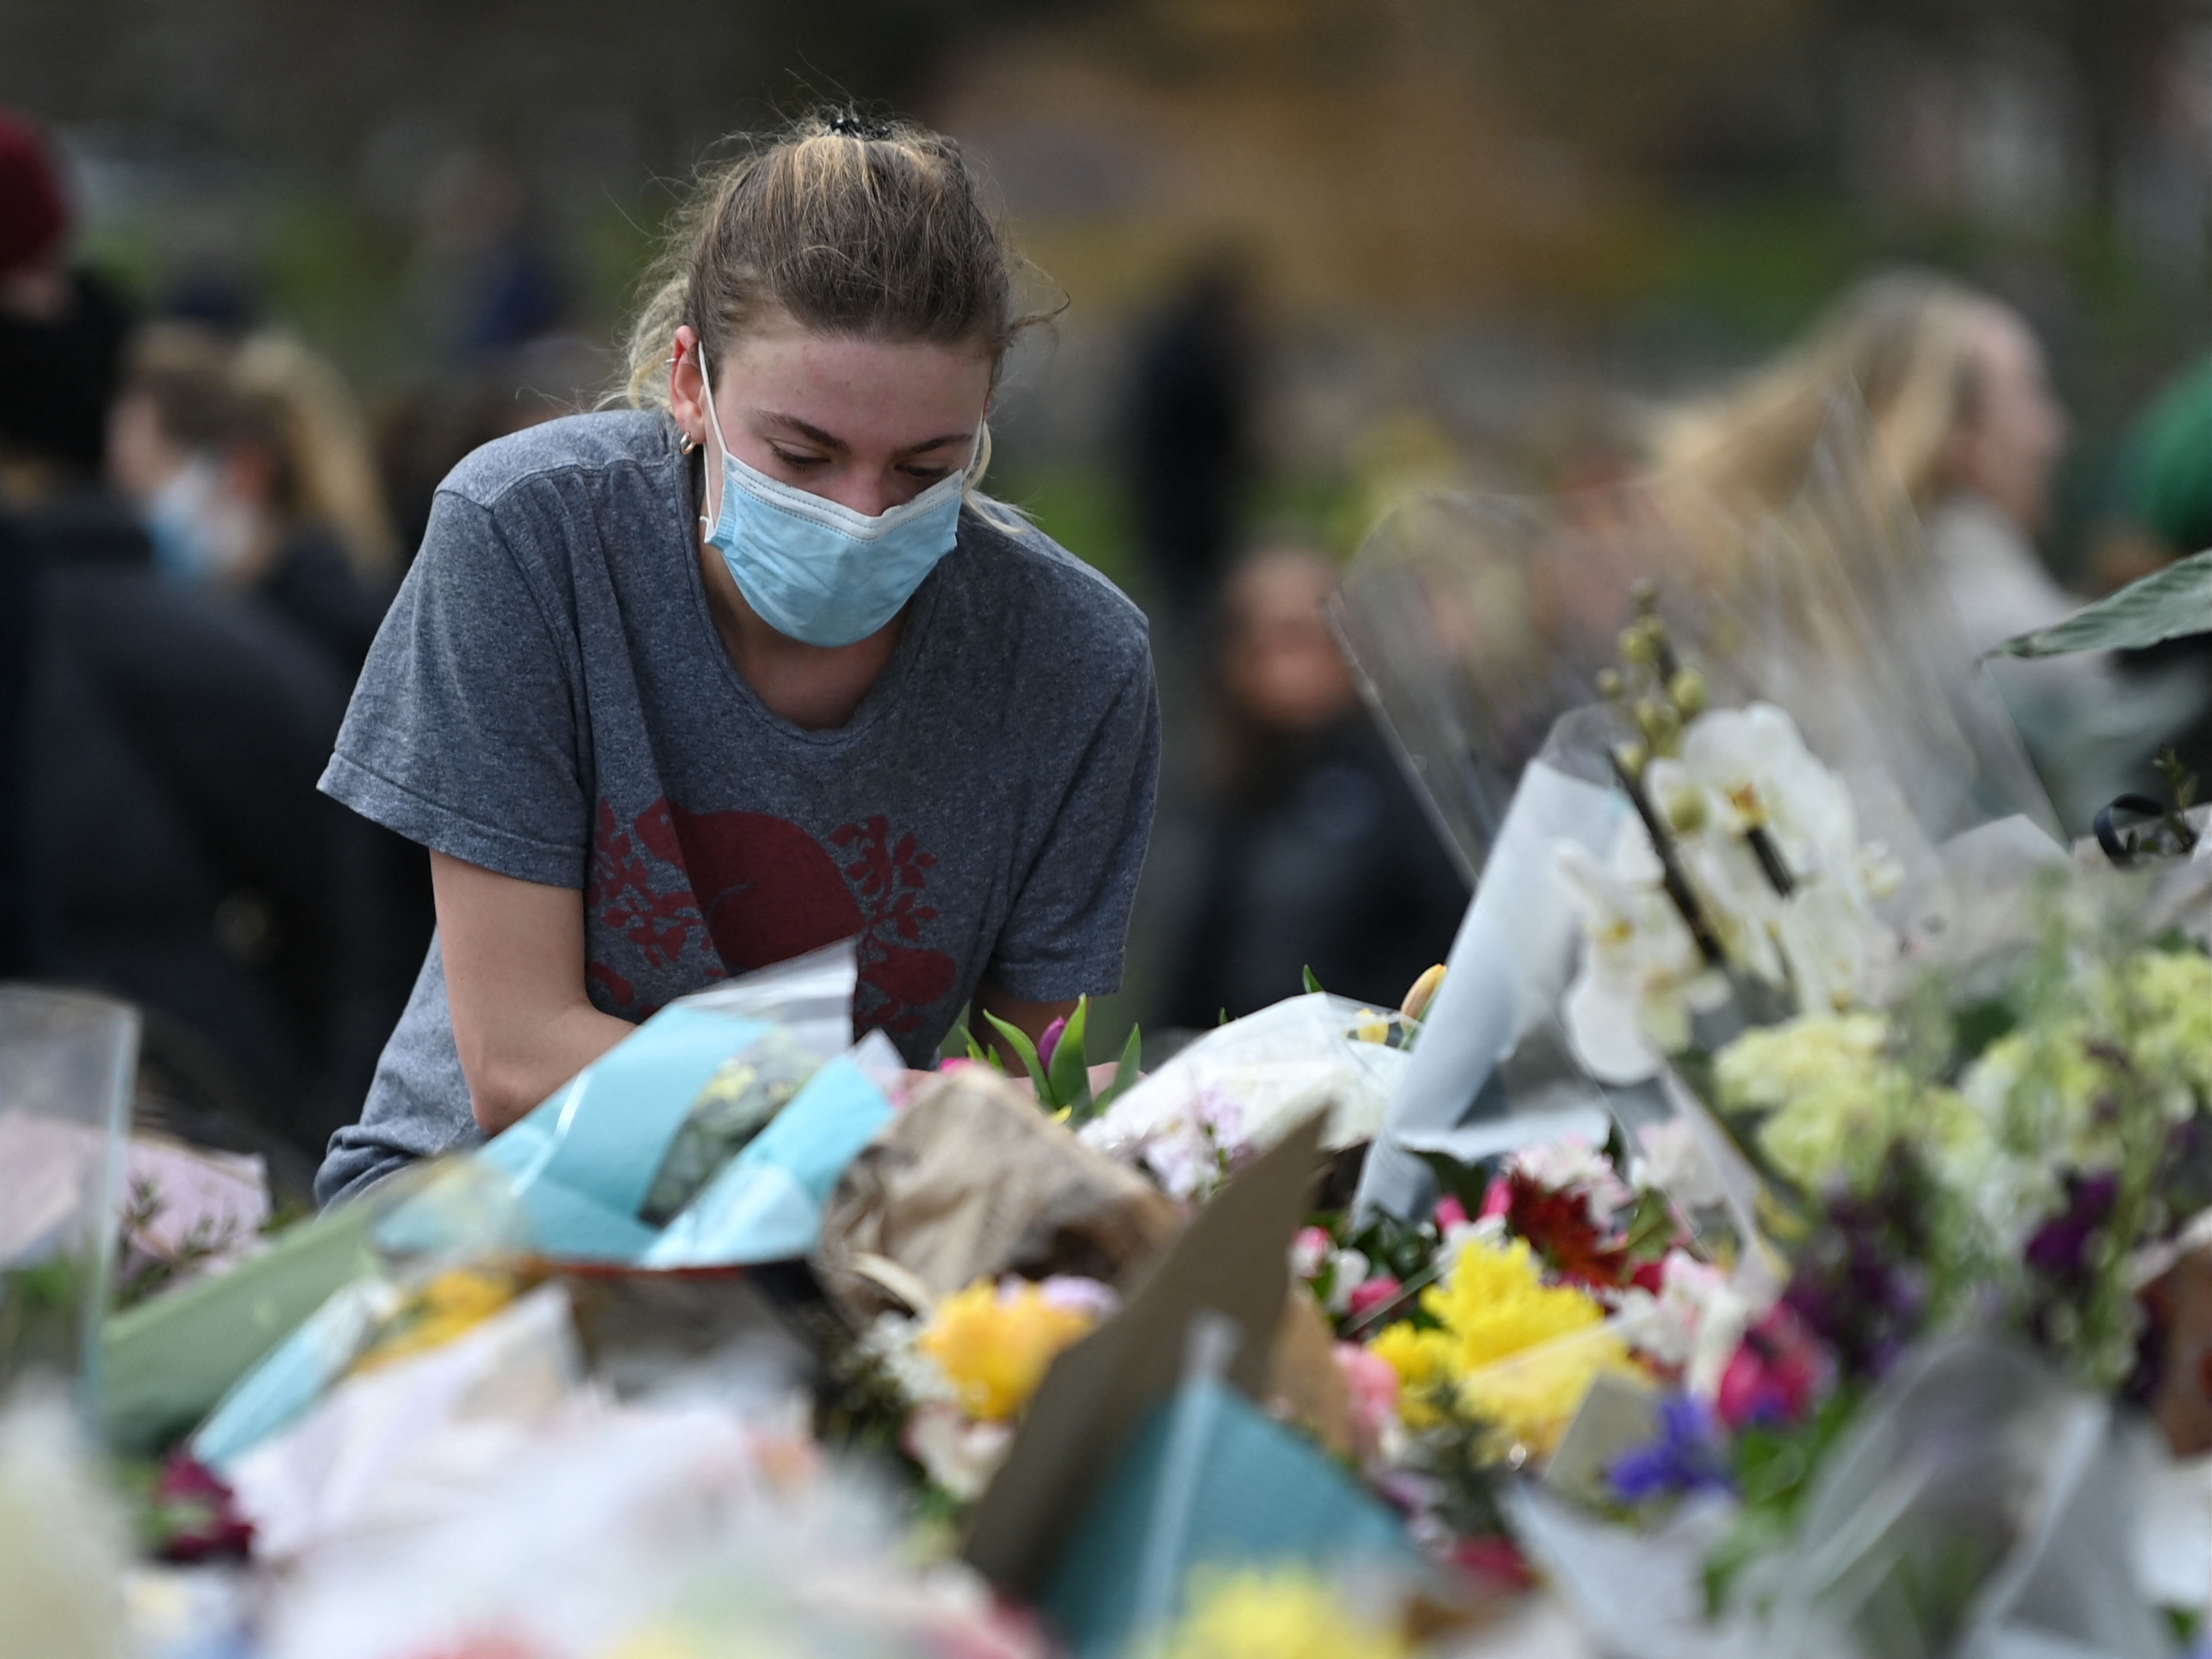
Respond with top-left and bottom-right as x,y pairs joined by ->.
109,323 -> 396,674
1651,268 -> 2179,829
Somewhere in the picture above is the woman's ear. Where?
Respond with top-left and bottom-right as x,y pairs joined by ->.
667,325 -> 708,444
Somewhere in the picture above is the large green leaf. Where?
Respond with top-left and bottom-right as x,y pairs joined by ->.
1990,549 -> 2211,658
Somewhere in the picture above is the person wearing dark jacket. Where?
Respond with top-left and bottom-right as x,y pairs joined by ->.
1160,547 -> 1466,1028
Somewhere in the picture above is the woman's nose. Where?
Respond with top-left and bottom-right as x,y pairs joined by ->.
824,474 -> 905,519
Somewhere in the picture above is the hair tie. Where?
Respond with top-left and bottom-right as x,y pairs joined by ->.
827,113 -> 892,141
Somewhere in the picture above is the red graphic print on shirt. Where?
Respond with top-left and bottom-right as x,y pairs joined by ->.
583,797 -> 957,1037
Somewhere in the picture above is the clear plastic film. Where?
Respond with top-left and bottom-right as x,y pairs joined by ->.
1330,387 -> 2057,889
1340,391 -> 2065,1223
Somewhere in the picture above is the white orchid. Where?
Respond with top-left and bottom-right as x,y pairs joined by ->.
1562,701 -> 1900,1082
1558,834 -> 1731,1083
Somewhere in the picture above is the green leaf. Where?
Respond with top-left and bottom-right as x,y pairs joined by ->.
1092,1022 -> 1145,1115
1990,548 -> 2211,658
952,1022 -> 991,1066
1046,996 -> 1090,1111
1302,964 -> 1326,995
981,1010 -> 1049,1101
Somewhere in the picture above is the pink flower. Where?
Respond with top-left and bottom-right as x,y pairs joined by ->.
1434,1193 -> 1471,1232
938,1057 -> 991,1076
1716,1306 -> 1830,1430
1290,1226 -> 1332,1281
1334,1341 -> 1401,1457
1479,1175 -> 1513,1221
1037,1016 -> 1069,1071
1347,1275 -> 1404,1322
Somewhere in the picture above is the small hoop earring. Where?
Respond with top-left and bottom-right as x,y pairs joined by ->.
678,432 -> 699,456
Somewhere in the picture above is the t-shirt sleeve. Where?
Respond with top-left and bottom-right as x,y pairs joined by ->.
986,646 -> 1162,1003
318,487 -> 590,887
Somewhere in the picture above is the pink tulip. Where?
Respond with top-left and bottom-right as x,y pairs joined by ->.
1037,1016 -> 1069,1071
1434,1193 -> 1471,1232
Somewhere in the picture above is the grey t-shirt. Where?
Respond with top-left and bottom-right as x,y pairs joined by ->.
315,411 -> 1158,1204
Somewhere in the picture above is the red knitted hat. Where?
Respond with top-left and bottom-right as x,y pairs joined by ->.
0,110 -> 71,275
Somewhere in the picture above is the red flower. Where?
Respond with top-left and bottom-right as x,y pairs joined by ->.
150,1452 -> 254,1563
1451,1534 -> 1537,1591
1499,1170 -> 1635,1290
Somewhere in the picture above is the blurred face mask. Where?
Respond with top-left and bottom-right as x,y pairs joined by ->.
694,343 -> 968,649
146,457 -> 258,586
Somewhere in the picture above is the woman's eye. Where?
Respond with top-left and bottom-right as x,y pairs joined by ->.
770,448 -> 827,469
903,465 -> 952,483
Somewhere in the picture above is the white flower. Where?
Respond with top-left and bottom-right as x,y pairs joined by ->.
902,1403 -> 1014,1502
1558,835 -> 1730,1083
1617,1250 -> 1752,1399
1324,1248 -> 1371,1315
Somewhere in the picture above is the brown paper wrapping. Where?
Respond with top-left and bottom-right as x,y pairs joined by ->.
813,1069 -> 1183,1325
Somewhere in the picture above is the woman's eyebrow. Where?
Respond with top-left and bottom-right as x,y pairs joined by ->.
754,411 -> 972,455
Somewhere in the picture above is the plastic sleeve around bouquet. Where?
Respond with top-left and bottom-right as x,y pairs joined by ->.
1329,386 -> 2056,892
0,987 -> 140,1402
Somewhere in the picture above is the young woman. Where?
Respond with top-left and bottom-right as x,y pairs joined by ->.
315,115 -> 1160,1205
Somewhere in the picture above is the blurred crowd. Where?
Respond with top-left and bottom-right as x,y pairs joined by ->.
3,92 -> 2207,1174
0,111 -> 606,1193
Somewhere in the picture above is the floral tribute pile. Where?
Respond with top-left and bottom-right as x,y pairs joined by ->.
4,561 -> 2210,1659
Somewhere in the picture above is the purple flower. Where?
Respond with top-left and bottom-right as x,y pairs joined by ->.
1037,1016 -> 1069,1072
2023,1171 -> 2119,1282
1608,1394 -> 1733,1504
1780,1143 -> 1933,1384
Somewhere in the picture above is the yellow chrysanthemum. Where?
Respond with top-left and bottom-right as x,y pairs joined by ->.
1458,1325 -> 1634,1461
1162,1569 -> 1410,1659
917,1279 -> 1096,1422
1370,1237 -> 1626,1454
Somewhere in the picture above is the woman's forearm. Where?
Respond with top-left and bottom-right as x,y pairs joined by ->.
460,998 -> 635,1135
430,850 -> 637,1136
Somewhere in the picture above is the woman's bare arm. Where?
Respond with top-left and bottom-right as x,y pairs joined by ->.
431,850 -> 635,1135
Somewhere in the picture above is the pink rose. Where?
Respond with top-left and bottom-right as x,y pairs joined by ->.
1479,1175 -> 1513,1221
1434,1193 -> 1471,1232
1290,1226 -> 1333,1282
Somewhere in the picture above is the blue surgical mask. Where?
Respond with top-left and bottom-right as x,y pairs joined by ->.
694,347 -> 970,649
146,456 -> 258,586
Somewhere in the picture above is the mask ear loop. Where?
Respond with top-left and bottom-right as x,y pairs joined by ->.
692,337 -> 735,536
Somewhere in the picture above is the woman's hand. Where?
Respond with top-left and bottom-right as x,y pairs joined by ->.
431,851 -> 636,1135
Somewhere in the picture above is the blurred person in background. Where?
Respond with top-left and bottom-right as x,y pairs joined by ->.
0,107 -> 137,979
109,323 -> 398,676
16,320 -> 417,1180
1653,267 -> 2202,831
1122,253 -> 1258,621
2090,354 -> 2212,784
377,335 -> 612,566
1158,545 -> 1464,1030
0,109 -> 131,502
